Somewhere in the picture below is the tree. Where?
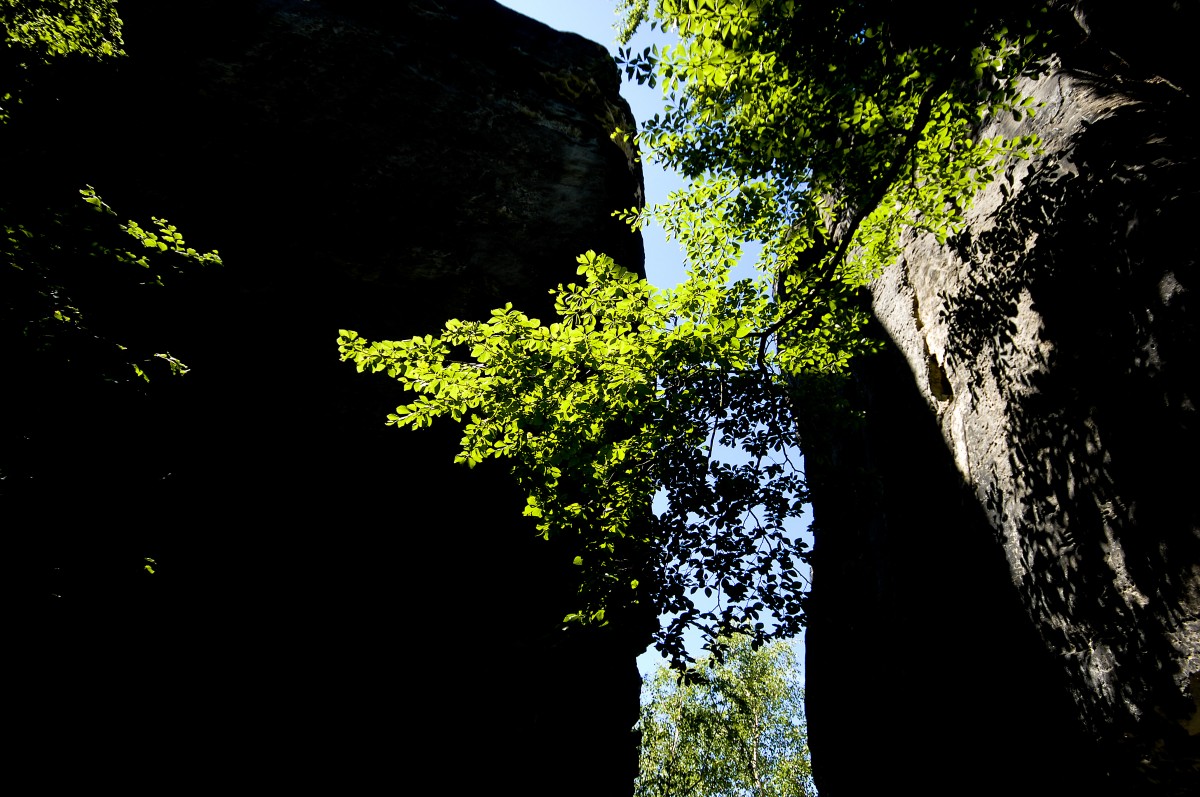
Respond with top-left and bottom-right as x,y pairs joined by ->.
339,0 -> 1062,663
636,634 -> 814,797
2,1 -> 220,576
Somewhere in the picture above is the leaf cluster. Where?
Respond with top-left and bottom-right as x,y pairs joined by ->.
340,249 -> 808,655
1,0 -> 121,57
1,0 -> 123,121
3,185 -> 221,385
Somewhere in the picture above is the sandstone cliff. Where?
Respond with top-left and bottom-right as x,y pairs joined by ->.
804,3 -> 1200,793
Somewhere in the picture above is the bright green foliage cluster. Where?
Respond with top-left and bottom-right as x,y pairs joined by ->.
619,0 -> 1050,361
340,250 -> 808,645
614,0 -> 652,45
1,0 -> 122,57
1,0 -> 123,120
637,634 -> 814,797
4,188 -> 222,383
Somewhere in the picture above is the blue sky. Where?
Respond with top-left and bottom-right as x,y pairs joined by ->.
495,1 -> 808,680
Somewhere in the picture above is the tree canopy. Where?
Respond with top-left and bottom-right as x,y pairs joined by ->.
340,0 -> 1060,663
636,633 -> 813,797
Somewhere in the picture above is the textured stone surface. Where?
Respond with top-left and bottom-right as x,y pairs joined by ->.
805,4 -> 1200,793
11,2 -> 650,792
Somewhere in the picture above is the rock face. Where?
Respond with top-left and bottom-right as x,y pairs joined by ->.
11,1 -> 650,793
804,3 -> 1200,793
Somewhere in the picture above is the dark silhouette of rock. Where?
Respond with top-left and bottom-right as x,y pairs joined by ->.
803,3 -> 1200,793
8,2 -> 651,793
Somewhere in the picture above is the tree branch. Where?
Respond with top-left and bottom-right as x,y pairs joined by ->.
754,79 -> 946,368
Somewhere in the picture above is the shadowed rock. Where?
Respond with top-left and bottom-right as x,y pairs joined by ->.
8,2 -> 651,793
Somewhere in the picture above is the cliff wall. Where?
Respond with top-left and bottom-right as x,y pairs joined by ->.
804,3 -> 1200,793
10,2 -> 650,792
